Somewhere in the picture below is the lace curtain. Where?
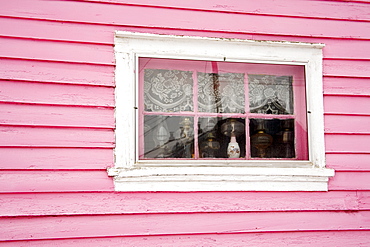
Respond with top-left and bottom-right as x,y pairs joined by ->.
248,75 -> 294,115
144,69 -> 194,112
197,72 -> 245,113
144,69 -> 293,115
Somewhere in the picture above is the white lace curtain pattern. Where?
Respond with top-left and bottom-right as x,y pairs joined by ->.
144,69 -> 194,112
144,69 -> 293,115
197,72 -> 245,113
248,75 -> 294,115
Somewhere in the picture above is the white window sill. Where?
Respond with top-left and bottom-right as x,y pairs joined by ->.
108,164 -> 334,191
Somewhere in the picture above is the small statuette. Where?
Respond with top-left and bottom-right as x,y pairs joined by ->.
227,135 -> 240,158
221,118 -> 244,159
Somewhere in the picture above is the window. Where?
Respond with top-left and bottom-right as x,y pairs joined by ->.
108,32 -> 334,191
139,58 -> 307,161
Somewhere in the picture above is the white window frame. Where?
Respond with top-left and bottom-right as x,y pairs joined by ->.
108,31 -> 334,191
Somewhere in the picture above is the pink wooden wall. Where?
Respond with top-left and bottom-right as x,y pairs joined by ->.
0,0 -> 369,245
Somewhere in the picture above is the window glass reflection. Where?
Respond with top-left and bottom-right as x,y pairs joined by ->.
144,116 -> 194,158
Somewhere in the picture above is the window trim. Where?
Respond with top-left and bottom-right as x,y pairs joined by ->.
108,31 -> 334,191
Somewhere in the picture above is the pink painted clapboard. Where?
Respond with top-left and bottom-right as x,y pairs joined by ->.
0,0 -> 369,245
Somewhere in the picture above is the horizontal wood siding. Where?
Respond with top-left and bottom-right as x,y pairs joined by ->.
2,211 -> 370,240
0,0 -> 369,245
1,231 -> 370,247
1,191 -> 367,216
0,58 -> 115,86
0,80 -> 115,107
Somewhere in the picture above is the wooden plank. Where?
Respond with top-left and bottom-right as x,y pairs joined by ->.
0,170 -> 113,193
326,0 -> 370,3
325,134 -> 370,153
6,230 -> 370,246
324,95 -> 370,115
0,37 -> 114,65
1,211 -> 370,241
1,19 -> 370,61
0,147 -> 367,171
359,191 -> 370,209
0,58 -> 114,86
324,60 -> 370,78
0,103 -> 114,128
0,80 -> 114,106
1,0 -> 370,39
326,153 -> 370,171
1,170 -> 366,193
0,16 -> 115,44
324,77 -> 370,96
2,231 -> 370,247
2,17 -> 370,60
325,115 -> 370,134
321,39 -> 370,60
0,147 -> 113,169
0,191 -> 361,217
2,39 -> 370,78
329,171 -> 370,190
0,126 -> 114,147
79,0 -> 370,22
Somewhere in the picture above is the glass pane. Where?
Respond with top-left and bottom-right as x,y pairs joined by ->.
144,115 -> 194,158
139,57 -> 307,160
198,72 -> 245,113
198,117 -> 246,158
248,75 -> 294,115
249,119 -> 295,158
144,69 -> 194,112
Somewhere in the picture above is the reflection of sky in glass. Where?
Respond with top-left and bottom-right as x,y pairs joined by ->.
144,116 -> 194,159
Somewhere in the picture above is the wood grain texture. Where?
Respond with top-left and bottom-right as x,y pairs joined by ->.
326,153 -> 370,170
0,36 -> 114,65
324,115 -> 370,134
0,126 -> 114,147
0,58 -> 114,86
0,80 -> 114,106
324,60 -> 370,78
329,171 -> 370,190
321,39 -> 370,59
2,16 -> 370,60
0,170 -> 114,193
0,191 -> 363,217
324,95 -> 370,115
1,230 -> 370,247
0,170 -> 366,193
1,211 -> 370,241
325,134 -> 370,153
1,0 -> 369,244
359,191 -> 370,209
0,16 -> 116,44
1,0 -> 370,39
75,0 -> 370,21
0,103 -> 114,128
0,147 -> 113,169
324,77 -> 370,96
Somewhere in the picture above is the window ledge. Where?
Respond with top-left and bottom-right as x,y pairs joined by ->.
108,165 -> 334,191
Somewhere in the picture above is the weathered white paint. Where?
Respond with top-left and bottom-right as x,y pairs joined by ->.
110,31 -> 334,191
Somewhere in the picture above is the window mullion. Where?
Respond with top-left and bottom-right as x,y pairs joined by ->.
193,69 -> 199,159
245,73 -> 251,160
